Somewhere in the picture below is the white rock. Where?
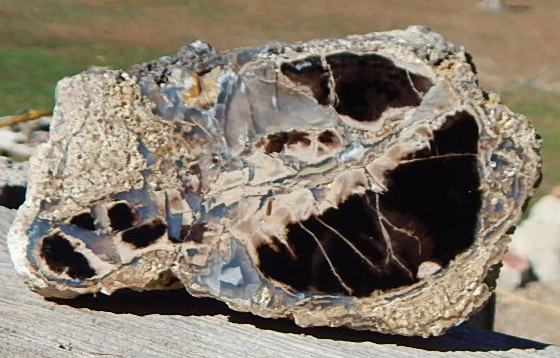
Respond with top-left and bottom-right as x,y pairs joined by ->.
509,188 -> 560,282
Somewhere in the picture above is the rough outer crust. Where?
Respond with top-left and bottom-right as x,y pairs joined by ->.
7,26 -> 541,337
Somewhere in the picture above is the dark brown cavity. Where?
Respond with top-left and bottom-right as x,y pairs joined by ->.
121,219 -> 167,248
108,202 -> 138,232
179,223 -> 207,243
39,234 -> 96,279
280,56 -> 330,105
257,156 -> 480,296
405,111 -> 479,160
281,52 -> 433,122
256,114 -> 481,297
0,185 -> 26,209
317,130 -> 339,147
264,130 -> 311,154
431,111 -> 479,155
69,212 -> 96,231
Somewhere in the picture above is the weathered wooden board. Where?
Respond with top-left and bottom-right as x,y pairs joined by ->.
1,206 -> 558,358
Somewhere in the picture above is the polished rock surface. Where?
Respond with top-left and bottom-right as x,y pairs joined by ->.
8,26 -> 541,336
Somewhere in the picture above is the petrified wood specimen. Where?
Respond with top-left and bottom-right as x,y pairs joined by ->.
8,26 -> 541,337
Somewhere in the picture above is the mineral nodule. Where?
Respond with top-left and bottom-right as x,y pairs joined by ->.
7,26 -> 541,337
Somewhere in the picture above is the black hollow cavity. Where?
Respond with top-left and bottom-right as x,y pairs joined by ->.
281,52 -> 433,122
327,53 -> 433,121
121,220 -> 167,248
280,56 -> 330,105
382,155 -> 481,264
404,111 -> 479,161
256,154 -> 481,297
0,185 -> 26,209
69,212 -> 96,231
39,234 -> 96,279
431,111 -> 479,155
108,202 -> 137,232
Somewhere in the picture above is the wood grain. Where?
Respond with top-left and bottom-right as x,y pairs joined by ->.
1,206 -> 558,358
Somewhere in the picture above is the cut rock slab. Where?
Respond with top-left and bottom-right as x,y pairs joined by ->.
7,26 -> 541,337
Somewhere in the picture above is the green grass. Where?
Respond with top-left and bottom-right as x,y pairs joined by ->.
0,44 -> 165,114
0,0 -> 172,115
0,47 -> 80,114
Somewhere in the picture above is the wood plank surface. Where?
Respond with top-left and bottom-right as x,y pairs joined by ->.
1,206 -> 558,358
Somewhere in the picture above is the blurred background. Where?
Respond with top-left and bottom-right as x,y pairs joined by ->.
1,0 -> 559,344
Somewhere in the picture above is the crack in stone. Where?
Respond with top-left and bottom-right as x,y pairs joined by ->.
297,221 -> 354,295
372,192 -> 414,279
366,193 -> 423,256
313,216 -> 381,274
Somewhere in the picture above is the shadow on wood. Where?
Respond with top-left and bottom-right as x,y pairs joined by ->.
50,288 -> 549,352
